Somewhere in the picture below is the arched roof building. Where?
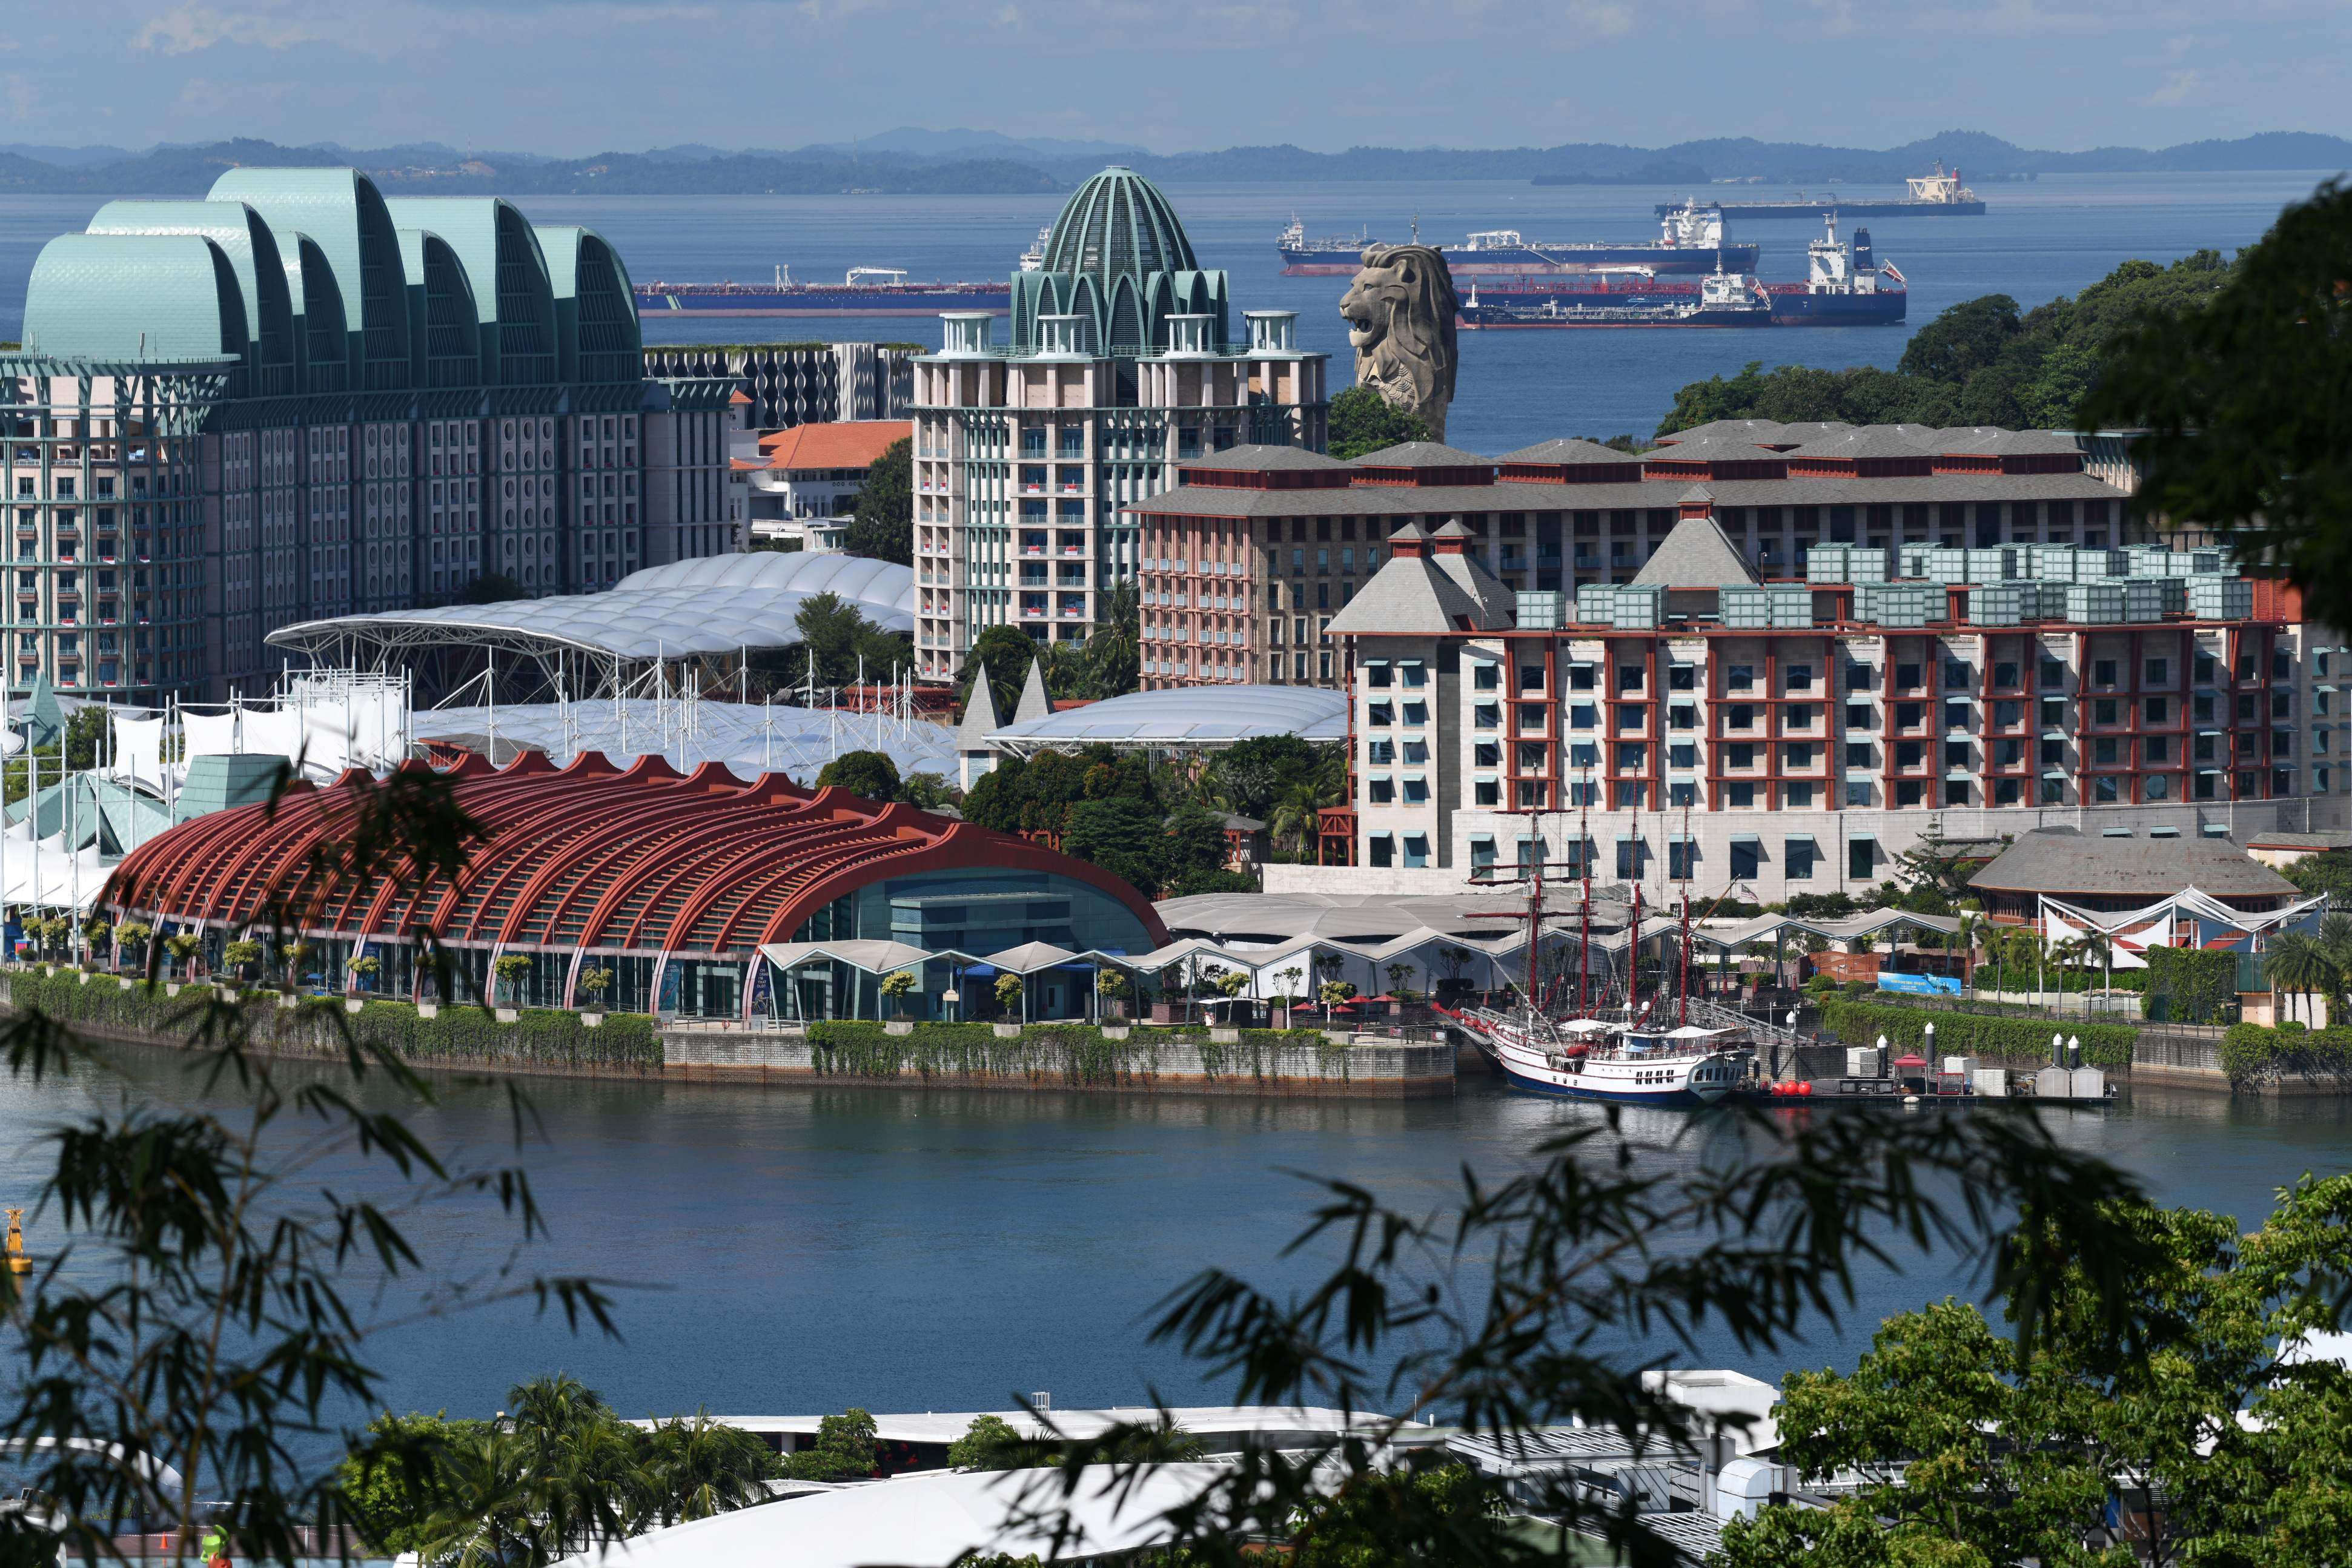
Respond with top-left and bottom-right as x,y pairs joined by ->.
21,233 -> 252,364
208,166 -> 413,391
385,197 -> 559,389
84,200 -> 298,395
101,752 -> 1166,1021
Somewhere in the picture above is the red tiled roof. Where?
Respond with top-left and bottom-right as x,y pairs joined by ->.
727,389 -> 752,405
754,420 -> 912,472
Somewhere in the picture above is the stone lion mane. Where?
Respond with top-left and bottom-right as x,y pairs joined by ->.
1339,243 -> 1460,441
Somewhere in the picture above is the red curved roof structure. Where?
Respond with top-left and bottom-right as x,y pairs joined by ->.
104,752 -> 1167,976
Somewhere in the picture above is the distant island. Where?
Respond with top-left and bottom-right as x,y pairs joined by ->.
0,128 -> 2345,198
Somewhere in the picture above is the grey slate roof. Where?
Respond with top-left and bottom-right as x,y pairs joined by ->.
1349,440 -> 1492,468
1327,551 -> 1508,636
1177,444 -> 1349,472
1500,437 -> 1637,466
1787,427 -> 1931,460
1015,656 -> 1053,724
1124,468 -> 2130,521
1629,516 -> 1761,589
1969,827 -> 2297,898
1428,522 -> 1518,621
955,658 -> 1004,750
1652,418 -> 1787,446
1644,436 -> 1782,463
2242,829 -> 2352,850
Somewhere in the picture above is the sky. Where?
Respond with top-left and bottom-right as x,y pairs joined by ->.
2,0 -> 2347,157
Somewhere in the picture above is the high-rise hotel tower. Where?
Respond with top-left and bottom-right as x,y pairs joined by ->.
909,167 -> 1328,680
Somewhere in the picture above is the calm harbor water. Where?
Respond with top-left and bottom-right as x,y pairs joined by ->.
4,1047 -> 2347,1423
0,170 -> 2327,446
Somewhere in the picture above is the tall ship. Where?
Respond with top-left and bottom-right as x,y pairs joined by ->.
1652,163 -> 1985,220
1276,203 -> 1757,277
1433,817 -> 1758,1107
1462,219 -> 1905,328
635,265 -> 1011,316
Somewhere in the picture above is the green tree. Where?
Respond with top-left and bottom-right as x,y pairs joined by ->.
781,1410 -> 884,1486
1063,795 -> 1168,895
815,749 -> 903,802
878,968 -> 917,1017
840,437 -> 913,564
1328,385 -> 1431,460
2282,848 -> 2352,904
2082,181 -> 2352,630
1894,291 -> 2022,382
1160,802 -> 1240,896
959,624 -> 1044,720
336,1411 -> 491,1556
638,1408 -> 780,1527
62,706 -> 108,770
786,591 -> 914,690
947,1413 -> 1031,1472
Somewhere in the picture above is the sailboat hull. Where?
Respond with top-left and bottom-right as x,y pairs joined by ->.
1442,1007 -> 1751,1107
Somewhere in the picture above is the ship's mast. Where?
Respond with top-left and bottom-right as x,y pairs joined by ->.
1678,796 -> 1693,1025
1523,803 -> 1545,1018
1577,774 -> 1592,1015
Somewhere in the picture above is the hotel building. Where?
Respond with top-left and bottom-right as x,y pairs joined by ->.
5,167 -> 734,703
909,167 -> 1327,681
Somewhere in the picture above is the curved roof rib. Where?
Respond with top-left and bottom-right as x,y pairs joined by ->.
536,225 -> 643,384
21,233 -> 249,365
386,197 -> 559,388
84,199 -> 297,394
208,167 -> 412,391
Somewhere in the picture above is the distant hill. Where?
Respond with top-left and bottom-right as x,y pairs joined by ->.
0,130 -> 2340,197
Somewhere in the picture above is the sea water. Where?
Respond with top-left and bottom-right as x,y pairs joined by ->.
0,170 -> 2321,448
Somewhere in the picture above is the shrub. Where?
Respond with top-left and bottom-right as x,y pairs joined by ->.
1819,997 -> 2136,1068
2142,947 -> 2239,1024
2218,1021 -> 2352,1087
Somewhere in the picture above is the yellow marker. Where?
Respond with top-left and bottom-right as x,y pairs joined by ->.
5,1207 -> 31,1275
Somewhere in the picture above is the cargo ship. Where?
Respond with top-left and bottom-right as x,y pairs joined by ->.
1460,267 -> 1773,328
1460,220 -> 1905,328
1276,203 -> 1757,277
1650,163 -> 1984,220
634,264 -> 1012,317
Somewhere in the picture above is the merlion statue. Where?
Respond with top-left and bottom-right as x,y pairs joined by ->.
1339,243 -> 1459,443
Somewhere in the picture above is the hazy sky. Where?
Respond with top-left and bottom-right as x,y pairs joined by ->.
5,0 -> 2346,156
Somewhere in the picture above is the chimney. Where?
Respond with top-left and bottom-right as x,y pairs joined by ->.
1429,518 -> 1472,556
1388,521 -> 1429,559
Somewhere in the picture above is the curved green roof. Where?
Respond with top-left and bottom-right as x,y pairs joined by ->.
274,229 -> 349,395
207,167 -> 411,391
85,199 -> 296,392
1042,167 -> 1199,282
21,233 -> 248,364
535,225 -> 642,384
1015,167 -> 1225,356
396,228 -> 483,391
385,197 -> 558,386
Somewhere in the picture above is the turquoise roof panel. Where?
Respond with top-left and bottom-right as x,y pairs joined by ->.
274,230 -> 350,395
1015,167 -> 1226,355
385,197 -> 558,386
207,167 -> 411,391
85,199 -> 296,392
21,233 -> 248,365
535,225 -> 642,383
395,228 -> 483,391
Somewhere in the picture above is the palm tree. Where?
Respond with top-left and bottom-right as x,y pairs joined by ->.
639,1408 -> 780,1527
1267,782 -> 1323,863
2263,931 -> 2336,1028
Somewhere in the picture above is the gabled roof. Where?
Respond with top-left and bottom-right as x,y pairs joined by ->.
1970,827 -> 2297,898
1499,437 -> 1634,465
1653,418 -> 1786,445
1328,554 -> 1505,636
1643,436 -> 1779,464
1787,428 -> 1929,460
1178,444 -> 1347,472
1350,440 -> 1491,468
755,420 -> 911,472
1630,516 -> 1760,589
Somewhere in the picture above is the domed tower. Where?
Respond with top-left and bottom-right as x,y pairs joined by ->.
1011,166 -> 1230,358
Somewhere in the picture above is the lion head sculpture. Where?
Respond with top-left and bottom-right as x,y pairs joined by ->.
1339,243 -> 1459,443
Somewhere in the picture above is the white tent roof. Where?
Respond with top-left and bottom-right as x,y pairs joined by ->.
558,1463 -> 1224,1568
983,941 -> 1084,973
414,698 -> 956,789
267,552 -> 917,663
987,684 -> 1347,755
758,939 -> 933,974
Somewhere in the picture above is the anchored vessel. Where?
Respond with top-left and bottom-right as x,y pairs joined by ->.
635,264 -> 1012,316
1277,203 -> 1759,277
1654,163 -> 1985,220
1460,267 -> 1774,329
1460,219 -> 1905,327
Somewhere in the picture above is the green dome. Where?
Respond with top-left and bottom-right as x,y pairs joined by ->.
1040,167 -> 1199,286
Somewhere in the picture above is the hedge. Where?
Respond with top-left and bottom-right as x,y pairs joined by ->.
0,968 -> 663,1072
807,1020 -> 1348,1085
1819,997 -> 2137,1069
2218,1022 -> 2352,1088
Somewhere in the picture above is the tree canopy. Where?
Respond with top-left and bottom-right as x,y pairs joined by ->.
813,749 -> 903,802
777,590 -> 913,690
1659,249 -> 2237,437
958,624 -> 1045,720
1328,385 -> 1431,459
840,437 -> 913,564
2079,179 -> 2352,633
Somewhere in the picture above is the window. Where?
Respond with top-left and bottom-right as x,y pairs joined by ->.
1569,703 -> 1597,729
1367,777 -> 1396,804
1402,777 -> 1429,804
2041,658 -> 2067,690
1994,660 -> 2019,687
1368,702 -> 1393,727
1848,839 -> 1875,880
1614,781 -> 1646,809
1401,739 -> 1429,764
1669,743 -> 1697,769
1786,664 -> 1814,693
2041,776 -> 2066,805
1470,838 -> 1496,874
1367,663 -> 1392,689
1474,779 -> 1500,806
1474,663 -> 1499,690
1784,781 -> 1814,809
1617,664 -> 1644,693
1615,742 -> 1647,770
1727,664 -> 1754,692
2093,658 -> 2118,687
1368,834 -> 1394,867
1845,780 -> 1873,807
1400,661 -> 1427,689
1845,742 -> 1873,769
1728,782 -> 1756,809
1943,661 -> 1972,689
1846,702 -> 1874,730
1785,838 -> 1816,879
1616,839 -> 1644,878
1728,743 -> 1755,769
2095,699 -> 2119,726
2146,657 -> 2169,685
1669,664 -> 1697,691
1475,740 -> 1501,767
1519,666 -> 1545,693
2145,696 -> 2168,725
1668,839 -> 1696,879
2041,699 -> 2067,729
1402,701 -> 1428,726
1730,839 -> 1760,878
1474,703 -> 1499,730
1845,661 -> 1873,691
1944,702 -> 1970,729
1895,662 -> 1921,690
1367,739 -> 1394,764
1569,664 -> 1596,691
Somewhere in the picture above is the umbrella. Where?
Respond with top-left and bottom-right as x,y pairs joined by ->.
1892,1054 -> 1929,1068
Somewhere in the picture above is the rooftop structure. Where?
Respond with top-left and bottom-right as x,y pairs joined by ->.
265,551 -> 914,692
1969,826 -> 2300,917
740,418 -> 912,551
984,682 -> 1345,758
5,167 -> 735,704
1126,420 -> 2152,691
911,167 -> 1328,683
102,750 -> 1164,1021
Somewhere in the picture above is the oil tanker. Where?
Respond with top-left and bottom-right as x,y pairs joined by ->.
635,265 -> 1012,316
1647,164 -> 1985,220
1277,202 -> 1757,277
1460,220 -> 1904,328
